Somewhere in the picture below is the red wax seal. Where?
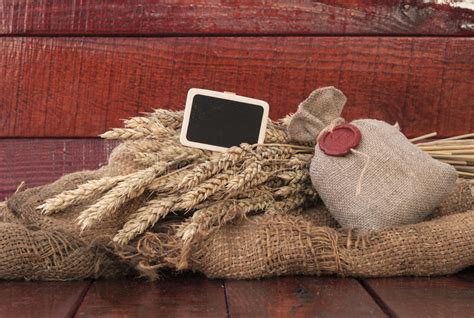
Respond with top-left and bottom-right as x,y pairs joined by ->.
319,123 -> 361,156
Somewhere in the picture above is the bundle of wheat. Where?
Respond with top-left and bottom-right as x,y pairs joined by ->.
39,109 -> 316,248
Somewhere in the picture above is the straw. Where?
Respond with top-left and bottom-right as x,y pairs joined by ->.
413,132 -> 474,176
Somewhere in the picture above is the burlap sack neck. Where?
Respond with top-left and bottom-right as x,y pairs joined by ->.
287,86 -> 346,143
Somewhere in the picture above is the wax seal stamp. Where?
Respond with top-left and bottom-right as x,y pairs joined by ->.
319,123 -> 361,156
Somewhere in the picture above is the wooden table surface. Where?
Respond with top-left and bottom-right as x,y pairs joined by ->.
0,269 -> 472,318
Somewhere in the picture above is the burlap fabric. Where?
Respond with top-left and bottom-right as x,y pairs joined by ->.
311,119 -> 458,230
186,181 -> 473,279
288,87 -> 457,230
0,123 -> 472,280
0,142 -> 147,280
0,171 -> 129,280
1,177 -> 471,280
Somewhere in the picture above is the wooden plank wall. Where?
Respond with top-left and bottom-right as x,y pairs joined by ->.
0,139 -> 117,199
0,1 -> 473,199
0,37 -> 472,138
1,1 -> 473,35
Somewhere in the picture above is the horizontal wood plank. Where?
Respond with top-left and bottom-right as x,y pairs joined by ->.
0,138 -> 117,200
364,277 -> 474,318
75,276 -> 227,317
0,37 -> 472,138
0,281 -> 91,318
225,276 -> 386,317
0,0 -> 473,35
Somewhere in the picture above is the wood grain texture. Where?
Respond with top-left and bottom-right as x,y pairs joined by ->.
0,138 -> 117,200
0,36 -> 472,138
0,0 -> 473,35
0,281 -> 91,318
364,277 -> 474,318
225,276 -> 386,317
75,276 -> 227,317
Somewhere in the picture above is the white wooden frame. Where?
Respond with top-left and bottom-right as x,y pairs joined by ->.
180,88 -> 269,152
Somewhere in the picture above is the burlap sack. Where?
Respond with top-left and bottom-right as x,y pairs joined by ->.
185,181 -> 473,279
289,87 -> 458,230
311,119 -> 458,230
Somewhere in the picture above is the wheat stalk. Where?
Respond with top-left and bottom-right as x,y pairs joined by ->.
412,132 -> 474,178
38,108 -> 319,248
147,167 -> 197,193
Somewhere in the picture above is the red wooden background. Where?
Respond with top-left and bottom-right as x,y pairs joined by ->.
0,0 -> 473,199
1,1 -> 473,35
0,37 -> 472,138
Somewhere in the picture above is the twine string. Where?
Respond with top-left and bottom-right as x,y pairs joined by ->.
350,148 -> 370,196
316,117 -> 346,143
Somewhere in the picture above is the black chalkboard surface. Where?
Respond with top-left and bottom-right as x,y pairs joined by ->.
180,89 -> 269,151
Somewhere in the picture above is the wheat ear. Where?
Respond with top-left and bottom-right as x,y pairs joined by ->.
113,196 -> 178,245
38,175 -> 127,215
100,122 -> 176,140
123,115 -> 157,129
133,145 -> 205,165
177,144 -> 252,190
267,192 -> 315,215
175,170 -> 236,210
177,194 -> 275,242
76,163 -> 168,230
150,109 -> 184,130
264,124 -> 289,143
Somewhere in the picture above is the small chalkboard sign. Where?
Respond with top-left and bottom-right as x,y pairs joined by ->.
180,89 -> 269,152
